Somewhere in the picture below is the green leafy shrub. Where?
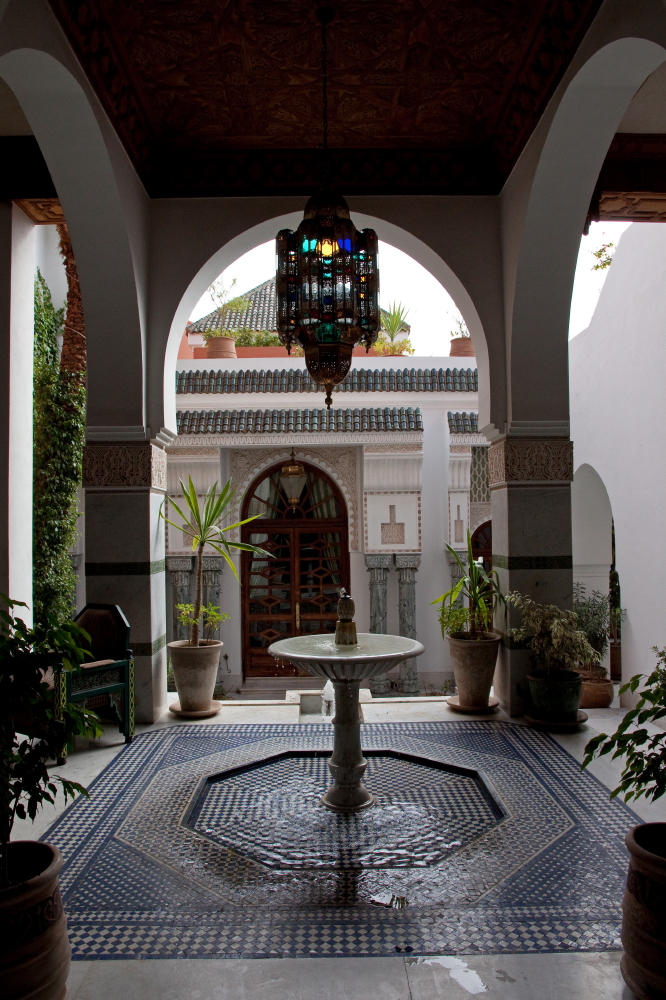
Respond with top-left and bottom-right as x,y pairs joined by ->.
506,592 -> 600,676
582,647 -> 666,802
33,273 -> 85,626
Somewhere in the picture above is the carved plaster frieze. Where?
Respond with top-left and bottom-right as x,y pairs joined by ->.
166,448 -> 220,457
599,191 -> 666,222
489,438 -> 573,489
470,503 -> 492,533
450,433 -> 488,446
83,442 -> 167,492
363,444 -> 422,453
229,446 -> 359,550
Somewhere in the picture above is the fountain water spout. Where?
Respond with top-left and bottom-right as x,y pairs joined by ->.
268,590 -> 424,812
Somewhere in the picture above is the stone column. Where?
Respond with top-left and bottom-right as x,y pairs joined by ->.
83,441 -> 168,723
202,556 -> 224,635
166,556 -> 192,641
0,204 -> 34,616
365,554 -> 391,696
490,435 -> 573,716
395,555 -> 421,695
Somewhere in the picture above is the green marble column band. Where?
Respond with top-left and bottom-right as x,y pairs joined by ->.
492,554 -> 572,570
86,560 -> 166,575
133,634 -> 167,657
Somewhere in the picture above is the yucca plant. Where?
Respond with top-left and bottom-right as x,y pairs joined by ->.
161,477 -> 271,646
380,302 -> 410,342
431,532 -> 505,639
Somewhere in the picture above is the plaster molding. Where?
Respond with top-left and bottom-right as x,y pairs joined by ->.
230,445 -> 359,550
363,444 -> 422,453
166,448 -> 220,457
470,503 -> 492,533
449,433 -> 488,445
83,442 -> 167,493
489,438 -> 573,489
176,432 -> 422,447
449,445 -> 471,454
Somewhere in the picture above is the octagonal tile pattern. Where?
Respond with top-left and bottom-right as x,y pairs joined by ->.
44,722 -> 641,960
187,752 -> 503,870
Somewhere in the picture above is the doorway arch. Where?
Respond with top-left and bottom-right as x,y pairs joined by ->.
240,461 -> 349,678
471,520 -> 492,574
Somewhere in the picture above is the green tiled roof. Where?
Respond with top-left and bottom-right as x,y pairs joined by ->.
189,279 -> 276,333
176,367 -> 478,395
177,407 -> 424,435
448,411 -> 478,433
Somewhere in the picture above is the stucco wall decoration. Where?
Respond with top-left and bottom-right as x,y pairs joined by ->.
364,492 -> 421,553
229,446 -> 359,550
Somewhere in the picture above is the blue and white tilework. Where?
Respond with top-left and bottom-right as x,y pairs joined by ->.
43,722 -> 639,960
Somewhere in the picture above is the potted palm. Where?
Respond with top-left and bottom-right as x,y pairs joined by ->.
582,648 -> 666,1000
573,584 -> 625,708
374,302 -> 415,357
0,596 -> 102,1000
506,592 -> 600,725
431,533 -> 505,710
161,477 -> 269,716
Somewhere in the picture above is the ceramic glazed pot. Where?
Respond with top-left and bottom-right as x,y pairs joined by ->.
449,336 -> 475,357
168,640 -> 223,712
621,823 -> 666,1000
447,632 -> 502,708
527,670 -> 581,722
579,678 -> 614,709
206,336 -> 237,359
0,842 -> 69,1000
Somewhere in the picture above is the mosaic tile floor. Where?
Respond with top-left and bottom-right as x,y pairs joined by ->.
44,722 -> 640,960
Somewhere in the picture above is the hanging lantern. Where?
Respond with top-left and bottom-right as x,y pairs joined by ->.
276,193 -> 379,407
279,449 -> 308,508
275,8 -> 380,408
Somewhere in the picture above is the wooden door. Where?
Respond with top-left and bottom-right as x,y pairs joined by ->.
241,463 -> 349,678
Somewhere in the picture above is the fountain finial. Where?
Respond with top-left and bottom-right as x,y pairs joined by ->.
335,588 -> 358,645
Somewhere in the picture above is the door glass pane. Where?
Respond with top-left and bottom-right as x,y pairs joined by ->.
248,532 -> 292,614
249,620 -> 293,649
298,531 -> 342,615
246,468 -> 339,519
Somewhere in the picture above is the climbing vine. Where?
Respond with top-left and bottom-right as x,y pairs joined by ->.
33,270 -> 86,626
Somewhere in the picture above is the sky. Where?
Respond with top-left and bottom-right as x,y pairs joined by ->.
188,220 -> 633,354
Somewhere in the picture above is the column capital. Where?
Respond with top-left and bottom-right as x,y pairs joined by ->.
166,556 -> 193,572
365,554 -> 392,569
395,554 -> 421,570
489,437 -> 572,489
83,441 -> 167,494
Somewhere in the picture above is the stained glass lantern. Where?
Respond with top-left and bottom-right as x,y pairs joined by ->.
276,190 -> 379,407
279,449 -> 308,508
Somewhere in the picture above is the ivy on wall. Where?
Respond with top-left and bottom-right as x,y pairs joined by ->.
33,270 -> 86,625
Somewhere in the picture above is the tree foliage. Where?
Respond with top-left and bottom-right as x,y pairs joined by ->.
582,648 -> 666,803
33,272 -> 86,626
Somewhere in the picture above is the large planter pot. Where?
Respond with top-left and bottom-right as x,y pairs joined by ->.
168,639 -> 223,713
449,336 -> 475,357
621,823 -> 666,1000
447,632 -> 501,708
206,336 -> 237,359
527,670 -> 581,723
0,841 -> 69,1000
579,678 -> 614,709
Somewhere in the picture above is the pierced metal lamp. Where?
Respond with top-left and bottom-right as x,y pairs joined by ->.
279,449 -> 307,508
275,7 -> 380,408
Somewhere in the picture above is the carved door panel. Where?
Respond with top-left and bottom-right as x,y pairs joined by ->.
241,461 -> 349,679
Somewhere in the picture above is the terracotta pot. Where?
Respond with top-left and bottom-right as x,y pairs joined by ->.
527,670 -> 581,723
449,336 -> 475,357
621,823 -> 666,1000
168,639 -> 223,712
579,678 -> 614,709
447,632 -> 501,708
206,336 -> 237,359
0,841 -> 69,1000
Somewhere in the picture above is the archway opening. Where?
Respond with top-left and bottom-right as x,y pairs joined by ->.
241,461 -> 349,678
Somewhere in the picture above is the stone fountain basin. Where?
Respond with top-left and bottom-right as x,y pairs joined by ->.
268,633 -> 425,682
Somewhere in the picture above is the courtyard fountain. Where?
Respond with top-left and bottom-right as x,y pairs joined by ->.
268,590 -> 424,811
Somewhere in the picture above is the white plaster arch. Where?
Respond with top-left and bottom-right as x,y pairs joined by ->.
160,210 -> 489,435
571,463 -> 613,595
506,37 -> 666,434
229,446 -> 359,551
0,46 -> 147,432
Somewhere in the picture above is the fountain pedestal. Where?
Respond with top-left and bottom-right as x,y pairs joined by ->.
268,631 -> 424,812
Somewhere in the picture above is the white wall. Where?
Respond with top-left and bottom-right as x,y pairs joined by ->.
570,222 -> 666,692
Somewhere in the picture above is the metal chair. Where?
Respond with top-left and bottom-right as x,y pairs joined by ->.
55,603 -> 134,762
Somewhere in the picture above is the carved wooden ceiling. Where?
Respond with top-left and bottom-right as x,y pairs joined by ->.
49,0 -> 604,196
